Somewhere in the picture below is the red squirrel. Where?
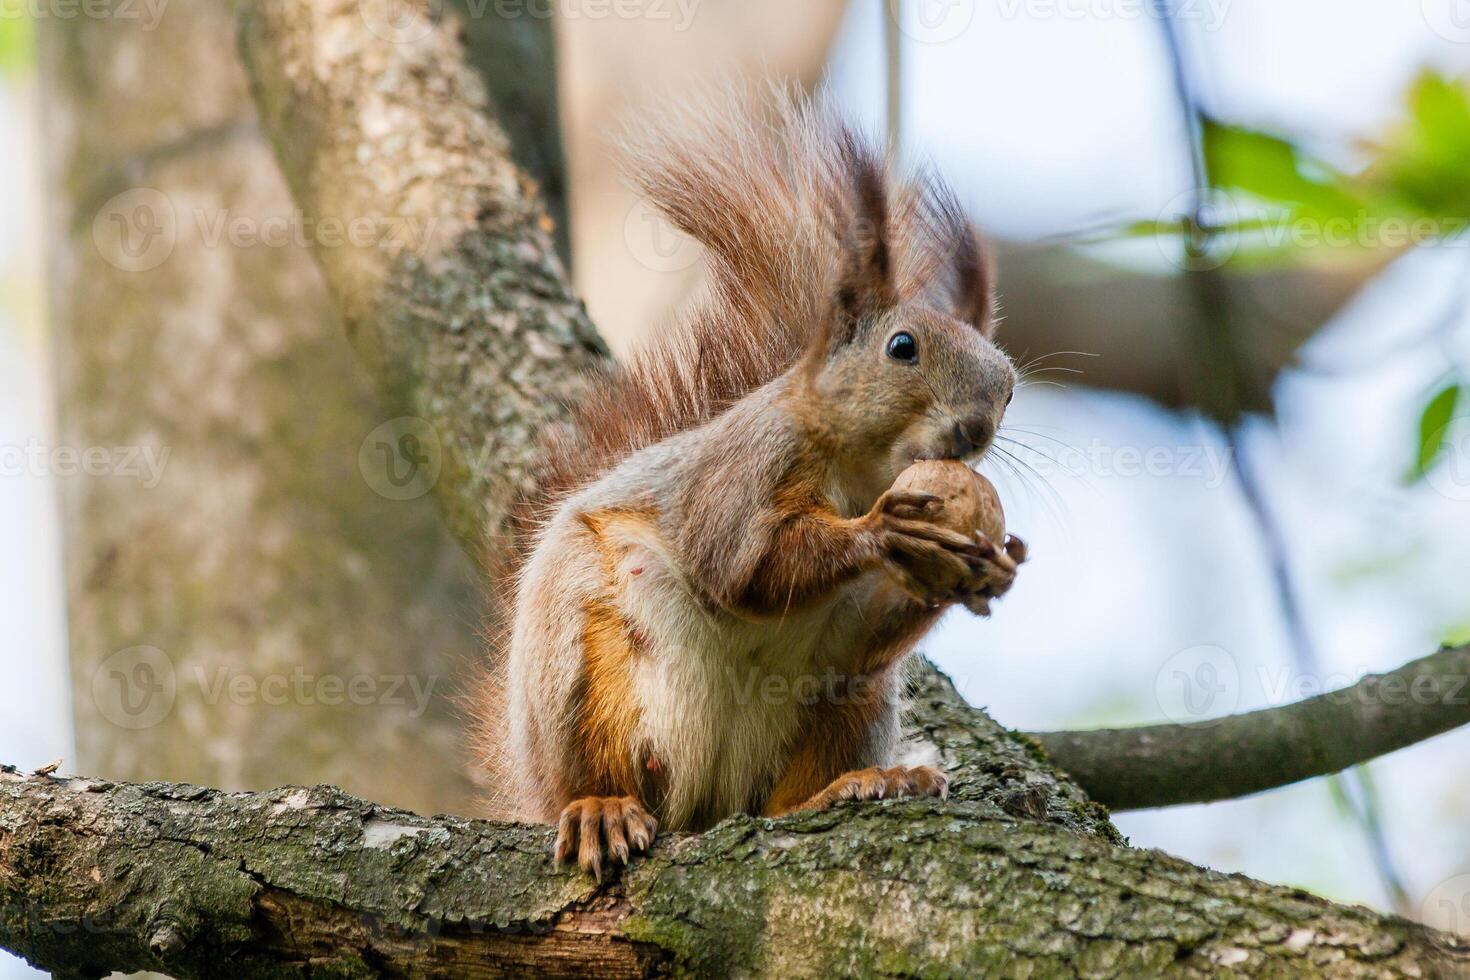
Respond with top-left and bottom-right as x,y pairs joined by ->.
473,90 -> 1025,878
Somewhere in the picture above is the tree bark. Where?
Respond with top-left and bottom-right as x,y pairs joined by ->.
39,0 -> 484,815
239,0 -> 608,557
2,665 -> 1464,979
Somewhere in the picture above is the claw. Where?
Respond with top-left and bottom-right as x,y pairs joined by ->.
553,797 -> 658,879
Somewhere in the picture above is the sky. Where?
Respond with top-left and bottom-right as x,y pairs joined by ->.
826,0 -> 1470,920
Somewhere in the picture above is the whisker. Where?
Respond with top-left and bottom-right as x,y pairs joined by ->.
996,435 -> 1063,467
1000,426 -> 1077,452
988,443 -> 1069,520
1020,366 -> 1086,378
1015,350 -> 1101,375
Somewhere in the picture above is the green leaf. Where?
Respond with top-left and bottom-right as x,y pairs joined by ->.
1372,71 -> 1470,218
1202,118 -> 1363,222
0,15 -> 33,78
1405,381 -> 1463,484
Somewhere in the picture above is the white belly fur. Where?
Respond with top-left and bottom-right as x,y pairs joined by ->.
603,513 -> 855,829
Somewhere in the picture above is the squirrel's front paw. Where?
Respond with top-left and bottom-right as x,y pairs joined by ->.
868,490 -> 989,607
960,533 -> 1027,616
799,765 -> 950,811
554,796 -> 658,881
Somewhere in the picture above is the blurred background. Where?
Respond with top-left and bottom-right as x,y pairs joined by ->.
4,0 -> 1470,975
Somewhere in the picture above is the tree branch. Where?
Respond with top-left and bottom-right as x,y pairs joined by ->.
447,0 -> 573,268
2,667 -> 1464,979
239,0 -> 606,557
1034,644 -> 1470,811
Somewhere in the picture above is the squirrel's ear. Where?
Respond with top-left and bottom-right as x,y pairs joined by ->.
831,134 -> 897,343
920,177 -> 997,337
945,220 -> 998,339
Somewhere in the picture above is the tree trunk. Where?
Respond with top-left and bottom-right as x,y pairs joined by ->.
39,0 -> 486,814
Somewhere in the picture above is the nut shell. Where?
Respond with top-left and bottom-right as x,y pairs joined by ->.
891,460 -> 1006,543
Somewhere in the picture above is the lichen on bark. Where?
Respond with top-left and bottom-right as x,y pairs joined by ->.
1,766 -> 1462,978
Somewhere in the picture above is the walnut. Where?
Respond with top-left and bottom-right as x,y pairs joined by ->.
891,460 -> 1006,544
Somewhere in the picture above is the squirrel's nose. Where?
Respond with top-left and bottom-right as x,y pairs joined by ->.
946,414 -> 993,461
952,414 -> 995,458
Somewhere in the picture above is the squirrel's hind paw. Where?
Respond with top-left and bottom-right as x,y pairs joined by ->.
554,796 -> 658,880
799,765 -> 949,812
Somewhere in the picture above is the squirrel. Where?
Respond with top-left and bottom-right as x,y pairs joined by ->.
472,90 -> 1026,878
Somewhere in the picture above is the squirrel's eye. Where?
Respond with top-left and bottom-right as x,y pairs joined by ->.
886,332 -> 918,363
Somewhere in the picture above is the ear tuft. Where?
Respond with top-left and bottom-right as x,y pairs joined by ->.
912,175 -> 997,337
830,128 -> 898,343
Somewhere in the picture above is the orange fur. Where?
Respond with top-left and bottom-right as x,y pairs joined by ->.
762,673 -> 893,816
572,598 -> 644,799
737,467 -> 878,616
